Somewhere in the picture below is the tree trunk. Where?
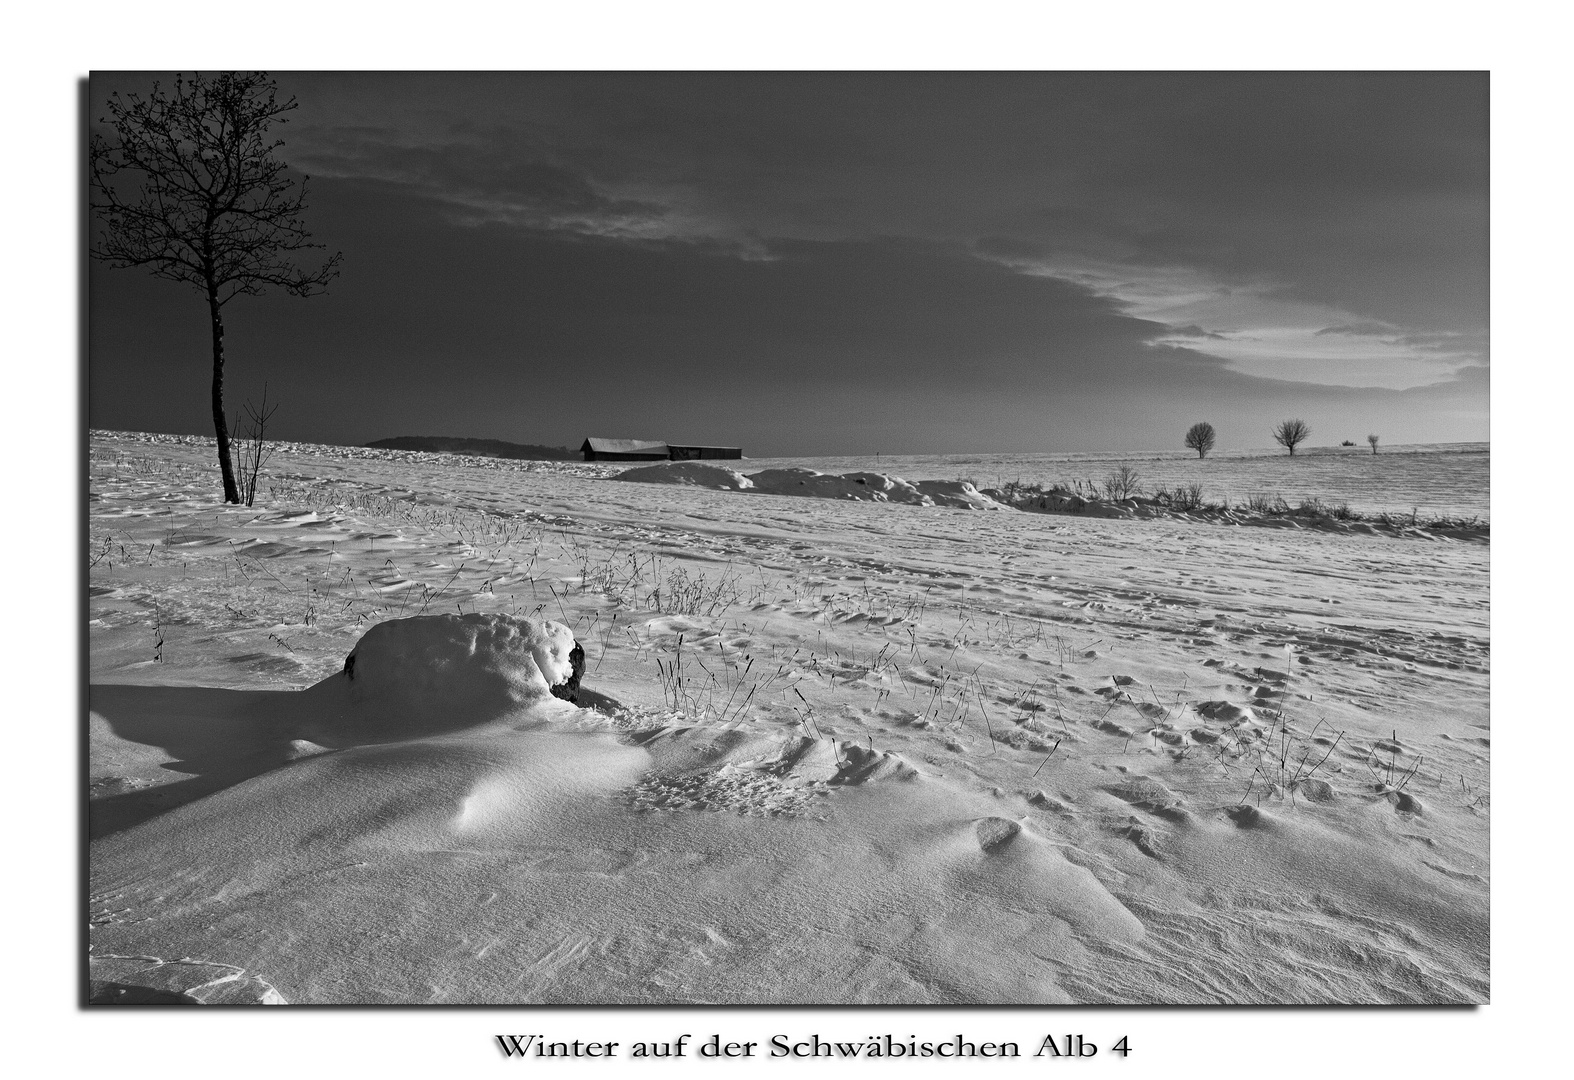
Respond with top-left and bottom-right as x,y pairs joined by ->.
207,288 -> 241,503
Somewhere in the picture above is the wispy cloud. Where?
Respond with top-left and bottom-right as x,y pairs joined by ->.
1168,324 -> 1231,341
1315,321 -> 1398,337
291,126 -> 771,256
280,77 -> 1487,396
977,251 -> 1485,390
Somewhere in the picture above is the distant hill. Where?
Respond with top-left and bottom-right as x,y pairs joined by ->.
364,436 -> 578,461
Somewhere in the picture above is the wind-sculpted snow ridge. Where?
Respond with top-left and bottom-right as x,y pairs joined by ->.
617,461 -> 1009,510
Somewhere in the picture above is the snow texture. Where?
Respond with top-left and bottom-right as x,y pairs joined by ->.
87,433 -> 1489,1006
617,461 -> 1009,510
304,615 -> 584,745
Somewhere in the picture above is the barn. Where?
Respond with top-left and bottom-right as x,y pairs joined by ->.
580,438 -> 669,462
667,444 -> 743,460
581,438 -> 743,462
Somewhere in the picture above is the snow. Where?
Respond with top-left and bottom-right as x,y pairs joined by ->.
616,460 -> 755,490
87,433 -> 1489,1005
302,614 -> 584,745
910,479 -> 1010,510
616,460 -> 1010,510
745,466 -> 931,503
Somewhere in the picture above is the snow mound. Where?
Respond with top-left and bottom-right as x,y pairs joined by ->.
911,479 -> 1010,510
614,464 -> 1007,511
746,468 -> 934,505
300,614 -> 582,745
615,461 -> 755,490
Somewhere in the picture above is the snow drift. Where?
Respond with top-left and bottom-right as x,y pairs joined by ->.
615,461 -> 755,490
616,462 -> 1008,510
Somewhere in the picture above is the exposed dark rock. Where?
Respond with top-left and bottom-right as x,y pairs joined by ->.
550,641 -> 586,703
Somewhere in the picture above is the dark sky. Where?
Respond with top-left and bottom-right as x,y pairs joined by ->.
88,72 -> 1488,455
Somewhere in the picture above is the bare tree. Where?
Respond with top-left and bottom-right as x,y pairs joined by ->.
230,384 -> 279,508
1367,434 -> 1380,454
90,72 -> 341,503
1102,465 -> 1141,500
1273,418 -> 1311,456
1184,421 -> 1216,459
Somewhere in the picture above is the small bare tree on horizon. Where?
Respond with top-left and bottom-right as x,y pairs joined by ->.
90,72 -> 342,504
1368,434 -> 1380,454
1184,421 -> 1217,459
1273,418 -> 1311,456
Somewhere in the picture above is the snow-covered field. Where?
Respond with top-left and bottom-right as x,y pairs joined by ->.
87,432 -> 1489,1004
749,442 -> 1490,521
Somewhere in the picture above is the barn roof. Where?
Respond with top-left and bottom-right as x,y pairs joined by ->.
581,438 -> 669,454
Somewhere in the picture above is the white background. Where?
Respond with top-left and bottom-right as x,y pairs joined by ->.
5,2 -> 1562,1075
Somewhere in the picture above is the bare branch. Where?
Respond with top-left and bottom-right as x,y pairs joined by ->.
89,71 -> 341,298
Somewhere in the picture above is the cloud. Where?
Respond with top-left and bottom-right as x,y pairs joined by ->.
1168,324 -> 1231,340
290,124 -> 771,254
274,73 -> 1487,362
85,72 -> 1488,453
971,250 -> 1485,389
274,74 -> 1485,316
89,176 -> 1488,455
1316,321 -> 1398,336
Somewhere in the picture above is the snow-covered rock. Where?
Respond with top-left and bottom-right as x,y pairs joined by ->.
301,614 -> 583,744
